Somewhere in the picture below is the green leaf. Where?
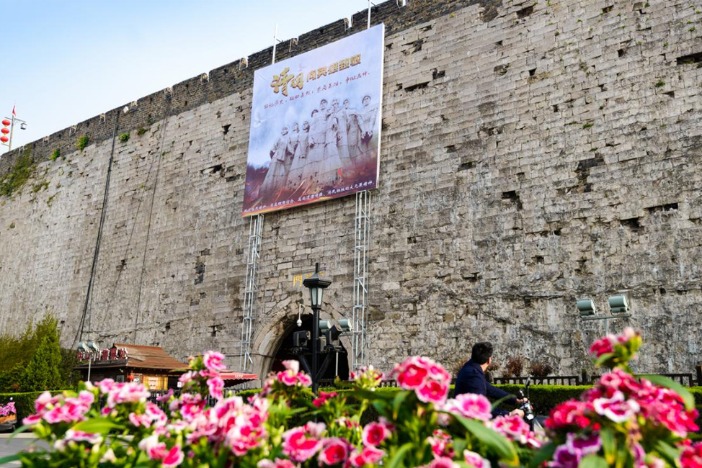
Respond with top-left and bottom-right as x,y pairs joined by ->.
642,374 -> 695,411
73,416 -> 124,434
599,427 -> 616,465
526,442 -> 557,468
580,454 -> 609,468
392,390 -> 411,419
653,439 -> 682,466
386,442 -> 414,468
457,417 -> 518,465
0,454 -> 21,465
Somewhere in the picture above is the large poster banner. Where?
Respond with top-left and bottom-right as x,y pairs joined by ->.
242,24 -> 385,216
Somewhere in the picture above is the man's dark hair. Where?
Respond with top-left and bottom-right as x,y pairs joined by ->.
471,342 -> 494,365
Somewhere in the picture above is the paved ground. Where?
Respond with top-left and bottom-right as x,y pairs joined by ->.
0,433 -> 48,466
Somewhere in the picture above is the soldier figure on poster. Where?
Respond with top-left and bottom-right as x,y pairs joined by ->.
243,24 -> 385,216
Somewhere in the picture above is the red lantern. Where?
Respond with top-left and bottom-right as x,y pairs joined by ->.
0,136 -> 8,143
0,128 -> 8,134
1,119 -> 10,126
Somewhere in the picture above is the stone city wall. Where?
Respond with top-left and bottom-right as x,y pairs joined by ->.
0,0 -> 701,380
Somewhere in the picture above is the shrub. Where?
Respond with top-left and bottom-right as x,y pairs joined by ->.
76,135 -> 90,151
504,355 -> 524,377
118,132 -> 130,143
529,360 -> 553,378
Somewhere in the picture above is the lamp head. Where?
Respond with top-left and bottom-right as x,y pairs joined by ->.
608,295 -> 629,314
338,318 -> 352,332
319,320 -> 331,333
576,299 -> 596,316
302,263 -> 332,308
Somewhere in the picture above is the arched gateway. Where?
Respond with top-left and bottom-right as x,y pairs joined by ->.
252,310 -> 350,385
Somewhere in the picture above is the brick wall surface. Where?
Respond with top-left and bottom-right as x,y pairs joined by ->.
0,0 -> 701,380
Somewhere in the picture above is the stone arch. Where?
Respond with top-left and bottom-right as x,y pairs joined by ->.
250,301 -> 350,383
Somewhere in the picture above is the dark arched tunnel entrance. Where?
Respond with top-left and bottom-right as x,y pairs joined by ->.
271,314 -> 350,385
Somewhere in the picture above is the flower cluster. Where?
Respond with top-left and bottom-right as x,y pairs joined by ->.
544,328 -> 700,467
0,401 -> 16,417
589,326 -> 642,371
392,356 -> 451,404
13,329 -> 699,468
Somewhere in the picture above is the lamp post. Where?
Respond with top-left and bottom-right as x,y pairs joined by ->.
77,340 -> 100,382
303,263 -> 331,393
0,114 -> 28,151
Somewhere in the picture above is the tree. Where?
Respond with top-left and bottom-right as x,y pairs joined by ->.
0,314 -> 76,392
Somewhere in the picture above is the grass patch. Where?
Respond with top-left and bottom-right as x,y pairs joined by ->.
76,135 -> 90,152
0,149 -> 35,198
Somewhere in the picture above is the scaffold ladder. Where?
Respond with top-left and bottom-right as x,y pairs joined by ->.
352,191 -> 371,370
240,214 -> 264,372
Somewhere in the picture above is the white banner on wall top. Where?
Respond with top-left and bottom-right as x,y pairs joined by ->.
242,24 -> 385,216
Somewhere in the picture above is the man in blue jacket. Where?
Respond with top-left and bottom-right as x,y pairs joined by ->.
454,341 -> 525,417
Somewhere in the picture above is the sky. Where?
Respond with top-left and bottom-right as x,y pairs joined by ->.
0,0 -> 377,155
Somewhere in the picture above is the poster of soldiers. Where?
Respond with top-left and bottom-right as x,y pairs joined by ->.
242,24 -> 385,216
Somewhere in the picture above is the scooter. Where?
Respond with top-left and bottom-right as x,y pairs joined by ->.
516,378 -> 544,433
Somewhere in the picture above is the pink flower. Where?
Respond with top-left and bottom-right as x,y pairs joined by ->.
463,450 -> 490,468
443,393 -> 492,421
589,336 -> 614,357
422,457 -> 458,468
104,382 -> 150,408
349,446 -> 384,467
313,391 -> 338,408
129,402 -> 168,428
491,414 -> 541,448
203,351 -> 227,372
550,433 -> 602,468
417,379 -> 449,405
428,429 -> 454,458
545,400 -> 595,431
394,357 -> 429,389
362,421 -> 392,447
318,437 -> 351,465
138,435 -> 184,468
282,422 -> 325,462
207,375 -> 225,400
681,441 -> 702,468
276,360 -> 312,388
592,391 -> 640,423
393,356 -> 451,405
258,459 -> 297,468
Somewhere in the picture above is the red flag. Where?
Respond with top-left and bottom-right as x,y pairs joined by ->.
11,105 -> 16,116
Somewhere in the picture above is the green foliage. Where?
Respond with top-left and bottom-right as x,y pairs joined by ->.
0,315 -> 77,392
76,134 -> 90,151
0,149 -> 35,198
118,132 -> 130,143
136,127 -> 147,136
50,149 -> 60,161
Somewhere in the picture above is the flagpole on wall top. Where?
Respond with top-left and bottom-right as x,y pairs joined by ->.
0,106 -> 27,152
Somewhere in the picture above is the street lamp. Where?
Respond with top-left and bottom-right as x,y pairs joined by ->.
576,295 -> 632,335
77,340 -> 100,382
0,114 -> 28,151
303,262 -> 331,393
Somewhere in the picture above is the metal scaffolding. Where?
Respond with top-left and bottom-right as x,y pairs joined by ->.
352,191 -> 371,370
240,214 -> 264,372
